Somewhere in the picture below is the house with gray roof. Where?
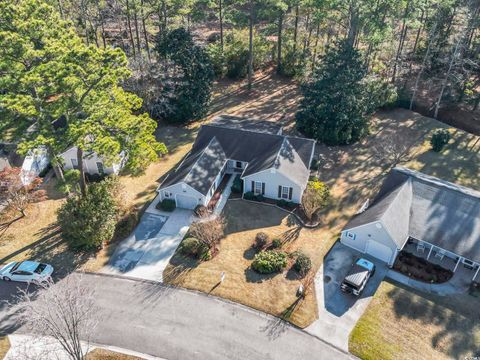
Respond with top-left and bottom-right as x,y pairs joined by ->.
341,167 -> 480,281
158,123 -> 315,210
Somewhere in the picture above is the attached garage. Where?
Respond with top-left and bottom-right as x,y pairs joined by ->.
366,240 -> 394,264
176,194 -> 198,209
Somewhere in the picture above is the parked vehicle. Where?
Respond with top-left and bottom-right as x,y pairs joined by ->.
0,261 -> 54,284
341,258 -> 375,296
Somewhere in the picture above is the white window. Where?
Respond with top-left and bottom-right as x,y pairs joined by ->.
71,158 -> 79,169
281,186 -> 290,199
236,161 -> 242,169
254,181 -> 263,195
346,231 -> 356,240
164,191 -> 170,198
182,184 -> 187,192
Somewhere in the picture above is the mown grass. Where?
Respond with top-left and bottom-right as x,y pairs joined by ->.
350,281 -> 480,360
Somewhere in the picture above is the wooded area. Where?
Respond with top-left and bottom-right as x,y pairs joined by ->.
49,0 -> 480,131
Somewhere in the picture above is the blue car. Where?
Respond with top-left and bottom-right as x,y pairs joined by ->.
0,261 -> 54,284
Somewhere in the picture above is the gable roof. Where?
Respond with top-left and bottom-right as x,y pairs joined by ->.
344,167 -> 480,262
210,115 -> 283,135
160,124 -> 315,195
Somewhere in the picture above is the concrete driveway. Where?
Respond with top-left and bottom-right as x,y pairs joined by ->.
104,204 -> 194,282
305,242 -> 387,351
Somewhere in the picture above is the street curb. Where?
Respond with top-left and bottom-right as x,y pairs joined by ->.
78,271 -> 355,358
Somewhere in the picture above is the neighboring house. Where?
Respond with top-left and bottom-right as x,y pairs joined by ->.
60,146 -> 125,176
0,144 -> 49,185
341,167 -> 480,281
158,122 -> 315,210
52,116 -> 126,176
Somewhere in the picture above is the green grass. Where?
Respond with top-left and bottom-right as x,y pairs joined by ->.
349,281 -> 480,360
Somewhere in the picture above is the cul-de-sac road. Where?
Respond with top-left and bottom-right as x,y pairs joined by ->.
0,273 -> 353,360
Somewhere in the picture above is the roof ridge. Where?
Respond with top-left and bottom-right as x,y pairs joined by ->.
202,124 -> 285,139
394,166 -> 480,200
380,178 -> 412,228
184,136 -> 221,182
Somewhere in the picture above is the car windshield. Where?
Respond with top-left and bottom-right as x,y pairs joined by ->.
34,264 -> 47,274
10,262 -> 22,272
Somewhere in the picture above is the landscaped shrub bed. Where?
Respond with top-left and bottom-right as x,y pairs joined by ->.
179,237 -> 211,260
252,250 -> 288,274
254,232 -> 269,250
244,191 -> 264,202
194,205 -> 209,218
393,251 -> 453,283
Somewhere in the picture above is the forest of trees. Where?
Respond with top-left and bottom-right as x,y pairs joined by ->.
48,0 -> 480,122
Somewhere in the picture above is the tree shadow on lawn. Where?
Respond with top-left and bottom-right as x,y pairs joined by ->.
244,267 -> 280,284
162,252 -> 198,284
387,284 -> 480,359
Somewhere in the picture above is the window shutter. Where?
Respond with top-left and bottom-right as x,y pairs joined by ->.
278,186 -> 282,198
288,187 -> 293,200
262,183 -> 265,195
251,181 -> 254,192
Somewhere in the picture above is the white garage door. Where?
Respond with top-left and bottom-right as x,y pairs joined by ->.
176,194 -> 198,209
366,240 -> 393,264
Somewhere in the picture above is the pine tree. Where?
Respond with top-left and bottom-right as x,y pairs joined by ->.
155,27 -> 215,123
296,40 -> 369,145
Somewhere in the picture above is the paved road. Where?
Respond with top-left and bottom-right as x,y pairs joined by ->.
0,273 -> 352,360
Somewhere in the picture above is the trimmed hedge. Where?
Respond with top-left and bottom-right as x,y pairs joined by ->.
294,252 -> 312,276
179,237 -> 211,260
271,238 -> 282,249
252,250 -> 288,274
157,198 -> 176,212
244,192 -> 265,202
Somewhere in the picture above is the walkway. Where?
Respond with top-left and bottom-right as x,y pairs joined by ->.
0,273 -> 353,360
104,197 -> 194,282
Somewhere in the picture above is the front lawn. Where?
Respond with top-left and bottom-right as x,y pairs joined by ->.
349,281 -> 480,360
164,200 -> 337,328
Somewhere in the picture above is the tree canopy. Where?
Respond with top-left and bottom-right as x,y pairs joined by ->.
296,40 -> 369,145
153,27 -> 215,123
0,0 -> 166,190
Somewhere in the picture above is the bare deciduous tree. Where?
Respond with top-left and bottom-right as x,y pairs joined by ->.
0,168 -> 46,233
189,216 -> 226,253
13,274 -> 98,360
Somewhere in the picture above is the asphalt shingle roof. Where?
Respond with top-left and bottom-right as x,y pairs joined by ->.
160,124 -> 315,195
344,167 -> 480,262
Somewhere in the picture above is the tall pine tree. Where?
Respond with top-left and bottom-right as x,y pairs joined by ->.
296,40 -> 369,145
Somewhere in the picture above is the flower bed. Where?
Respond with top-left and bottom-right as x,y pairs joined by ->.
393,251 -> 453,283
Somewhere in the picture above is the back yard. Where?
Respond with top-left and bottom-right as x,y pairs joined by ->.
350,281 -> 480,360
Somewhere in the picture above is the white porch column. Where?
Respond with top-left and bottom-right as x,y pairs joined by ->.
427,245 -> 434,260
473,265 -> 480,282
453,257 -> 462,272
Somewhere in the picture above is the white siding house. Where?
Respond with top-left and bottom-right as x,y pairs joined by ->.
340,221 -> 400,266
242,169 -> 303,203
60,146 -> 124,175
158,123 -> 315,210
